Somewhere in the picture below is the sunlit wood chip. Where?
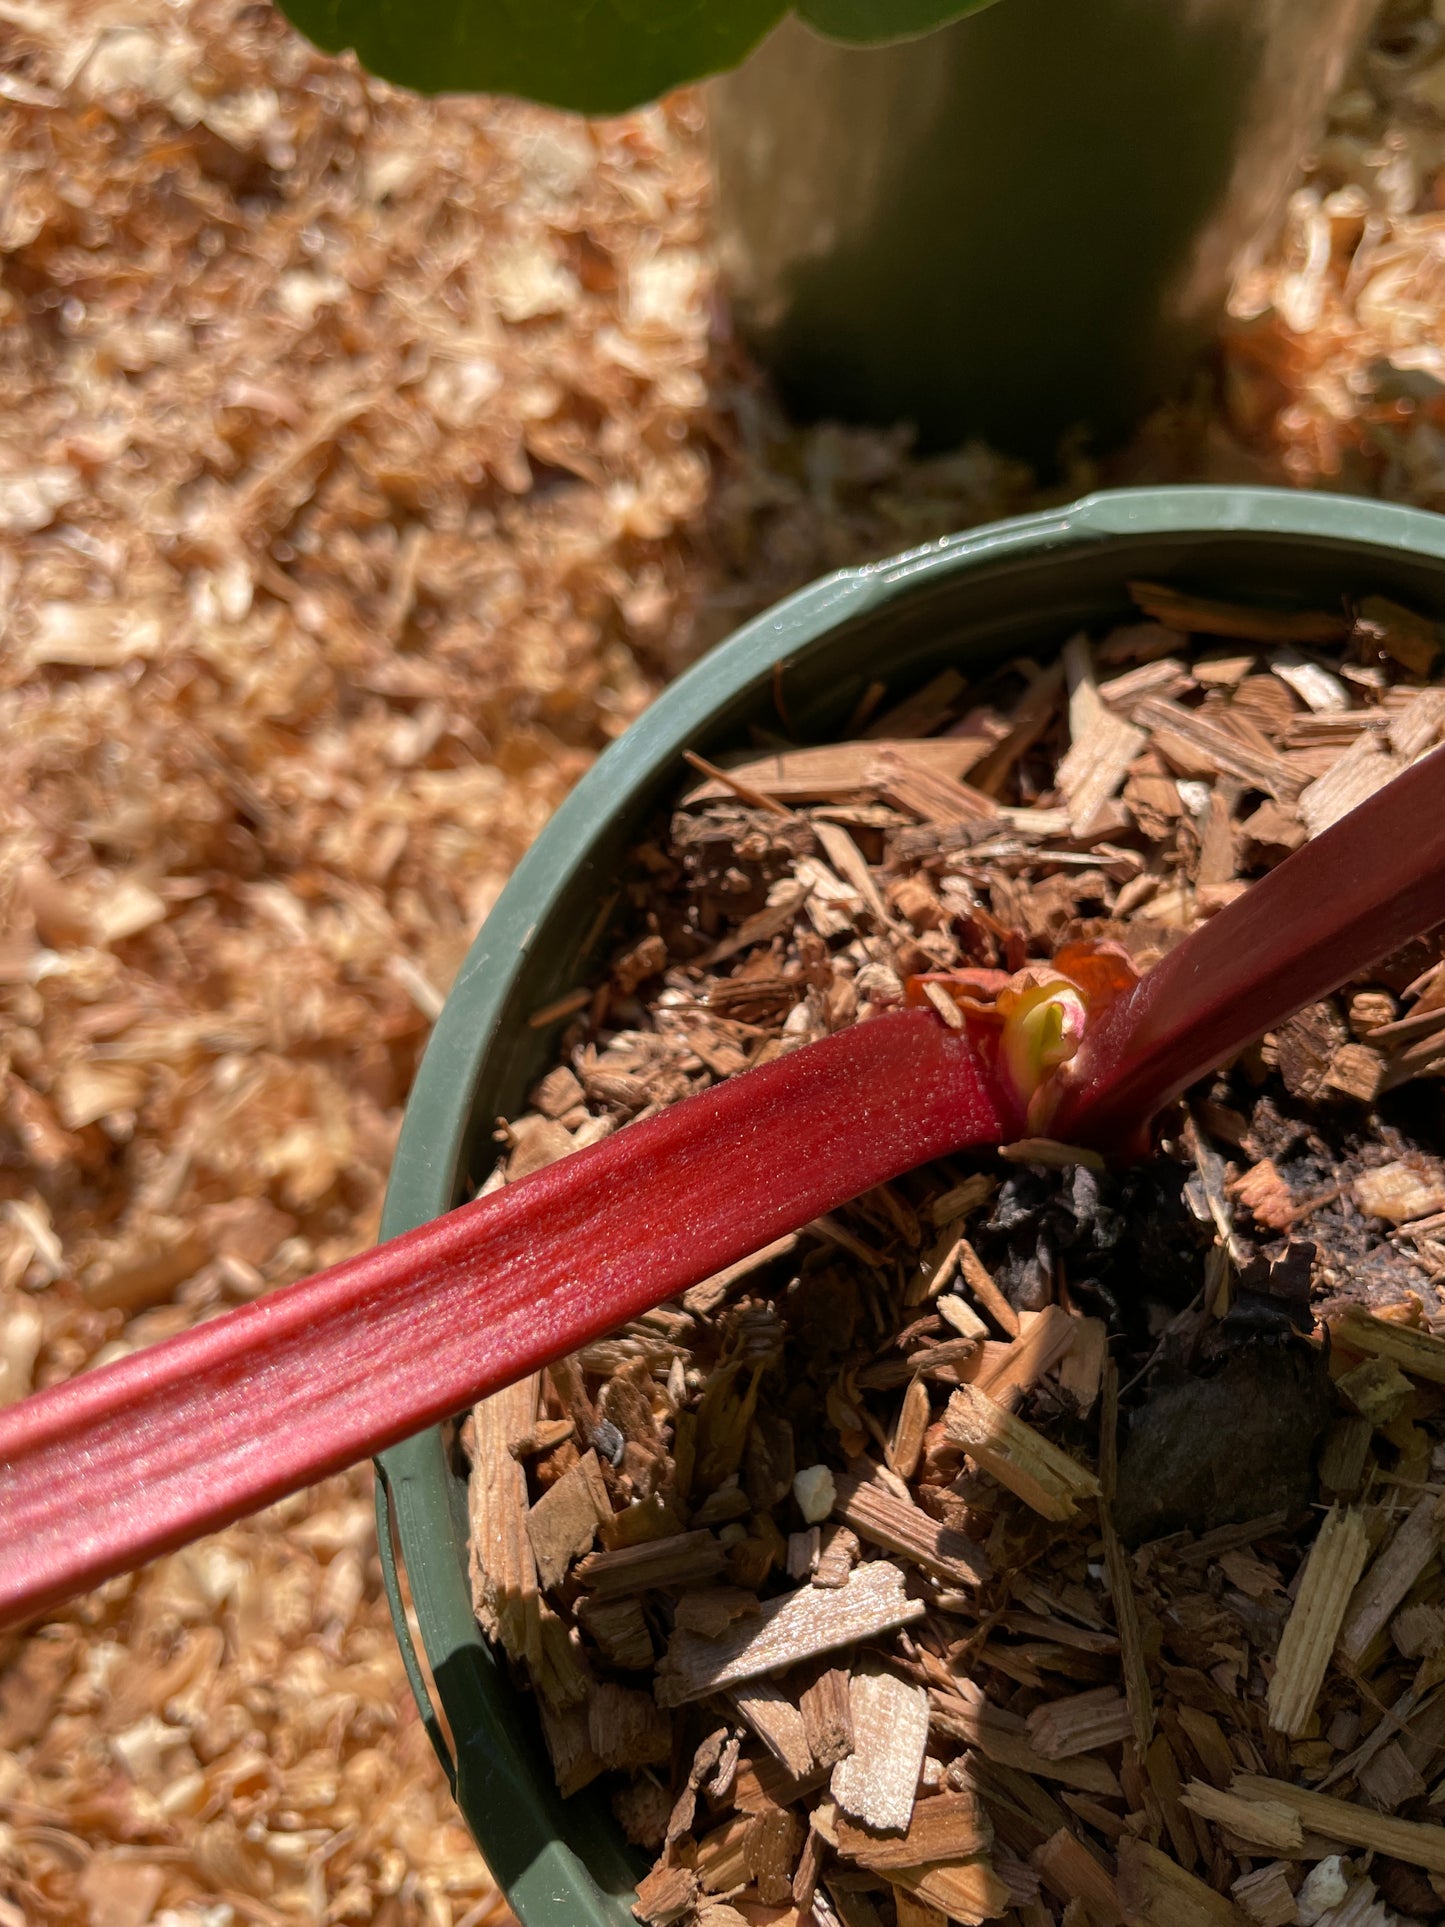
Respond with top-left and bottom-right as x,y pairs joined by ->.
831,1668 -> 930,1834
943,1383 -> 1101,1521
1266,1504 -> 1369,1736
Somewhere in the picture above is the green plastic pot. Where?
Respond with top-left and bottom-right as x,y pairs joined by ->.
708,0 -> 1371,459
377,486 -> 1445,1927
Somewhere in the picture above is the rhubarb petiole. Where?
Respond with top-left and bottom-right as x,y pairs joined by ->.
4,743 -> 1445,1631
1054,740 -> 1445,1147
0,1012 -> 1015,1631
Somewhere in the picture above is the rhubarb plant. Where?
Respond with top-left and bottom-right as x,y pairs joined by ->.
1,740 -> 1444,1630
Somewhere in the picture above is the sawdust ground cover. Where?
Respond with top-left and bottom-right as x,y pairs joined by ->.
3,0 -> 1445,1919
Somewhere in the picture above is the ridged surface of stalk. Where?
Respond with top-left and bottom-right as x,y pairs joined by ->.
0,1009 -> 1015,1629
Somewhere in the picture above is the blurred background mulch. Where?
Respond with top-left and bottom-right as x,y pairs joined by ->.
2,0 -> 1445,1920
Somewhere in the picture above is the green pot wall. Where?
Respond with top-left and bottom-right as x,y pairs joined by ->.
378,488 -> 1445,1927
708,0 -> 1372,459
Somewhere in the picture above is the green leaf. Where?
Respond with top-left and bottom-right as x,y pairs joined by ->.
277,0 -> 787,115
796,0 -> 1002,41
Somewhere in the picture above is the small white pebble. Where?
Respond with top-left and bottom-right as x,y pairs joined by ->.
717,1522 -> 749,1547
1297,1857 -> 1350,1925
793,1464 -> 837,1524
1177,778 -> 1212,818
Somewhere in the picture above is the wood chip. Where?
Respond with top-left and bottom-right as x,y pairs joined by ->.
576,1593 -> 654,1670
890,1373 -> 934,1481
1230,1863 -> 1299,1927
1058,1316 -> 1108,1416
1230,1773 -> 1445,1873
589,1682 -> 672,1770
1322,1041 -> 1385,1103
814,819 -> 895,929
695,1816 -> 752,1894
1336,1356 -> 1413,1424
1318,1417 -> 1375,1499
576,1529 -> 729,1597
732,1681 -> 815,1780
655,1561 -> 925,1706
831,1472 -> 992,1589
886,1861 -> 1014,1926
792,1815 -> 827,1912
893,1896 -> 948,1927
800,1668 -> 855,1769
833,1788 -> 993,1869
525,1446 -> 611,1590
681,738 -> 990,806
1337,1494 -> 1445,1667
1267,1504 -> 1370,1735
1025,1688 -> 1135,1760
1357,1737 -> 1426,1811
633,1861 -> 698,1925
1353,595 -> 1445,676
1352,1160 -> 1445,1225
1392,1599 -> 1445,1657
681,1233 -> 799,1316
960,669 -> 1060,792
1195,782 -> 1239,890
830,1669 -> 931,1834
868,749 -> 999,826
1129,582 -> 1350,647
745,1805 -> 806,1906
1179,1780 -> 1305,1854
1174,1706 -> 1237,1791
1058,706 -> 1148,836
814,1525 -> 862,1589
467,1377 -> 543,1670
1131,695 -> 1308,801
1102,1518 -> 1154,1753
510,1415 -> 579,1459
944,1384 -> 1102,1521
1100,654 -> 1193,707
931,1689 -> 1123,1796
954,1238 -> 1020,1337
1116,1835 -> 1252,1926
970,1303 -> 1078,1405
1032,1827 -> 1123,1926
1240,796 -> 1307,853
1298,734 -> 1407,838
540,1699 -> 605,1797
1271,648 -> 1349,713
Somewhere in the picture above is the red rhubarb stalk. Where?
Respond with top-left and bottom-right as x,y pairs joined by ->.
4,741 -> 1445,1631
1054,741 -> 1445,1147
0,1013 -> 1016,1630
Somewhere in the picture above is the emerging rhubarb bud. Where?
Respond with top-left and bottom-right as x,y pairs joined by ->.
906,939 -> 1139,1133
997,977 -> 1089,1130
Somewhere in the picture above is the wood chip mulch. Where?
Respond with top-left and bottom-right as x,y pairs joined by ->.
4,0 -> 1445,1922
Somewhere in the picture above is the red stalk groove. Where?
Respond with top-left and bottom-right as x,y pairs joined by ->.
4,741 -> 1445,1630
0,1012 -> 1016,1630
1054,740 -> 1445,1148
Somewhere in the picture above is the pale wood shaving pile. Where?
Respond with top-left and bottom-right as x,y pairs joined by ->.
4,0 -> 1445,1920
1225,1 -> 1445,498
